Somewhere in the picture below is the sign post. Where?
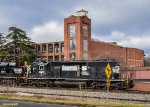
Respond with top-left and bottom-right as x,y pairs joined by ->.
105,63 -> 112,92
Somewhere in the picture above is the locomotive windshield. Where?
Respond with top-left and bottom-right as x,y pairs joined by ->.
39,65 -> 44,71
81,66 -> 89,76
39,65 -> 46,74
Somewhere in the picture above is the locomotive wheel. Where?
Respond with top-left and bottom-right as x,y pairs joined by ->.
91,82 -> 97,89
0,80 -> 2,85
48,81 -> 52,87
86,81 -> 92,87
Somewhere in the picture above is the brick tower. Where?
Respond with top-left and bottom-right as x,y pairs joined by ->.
64,9 -> 91,61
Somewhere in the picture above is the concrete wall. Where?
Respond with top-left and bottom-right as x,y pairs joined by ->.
121,67 -> 150,79
132,83 -> 150,91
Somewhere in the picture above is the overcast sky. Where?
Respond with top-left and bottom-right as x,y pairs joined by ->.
0,0 -> 150,55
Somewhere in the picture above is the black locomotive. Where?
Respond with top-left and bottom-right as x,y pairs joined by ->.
0,62 -> 23,85
0,60 -> 134,90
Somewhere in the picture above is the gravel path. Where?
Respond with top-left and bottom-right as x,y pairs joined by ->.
0,86 -> 149,102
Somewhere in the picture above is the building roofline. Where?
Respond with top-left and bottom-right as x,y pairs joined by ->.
35,41 -> 64,44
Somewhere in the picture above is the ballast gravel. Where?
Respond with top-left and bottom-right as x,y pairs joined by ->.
0,86 -> 149,102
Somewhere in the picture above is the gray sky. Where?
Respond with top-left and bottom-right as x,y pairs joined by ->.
0,0 -> 150,54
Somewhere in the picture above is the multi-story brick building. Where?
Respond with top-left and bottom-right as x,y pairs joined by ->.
35,41 -> 64,62
34,10 -> 144,67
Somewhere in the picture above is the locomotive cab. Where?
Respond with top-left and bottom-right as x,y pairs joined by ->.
111,65 -> 120,79
38,62 -> 48,76
31,62 -> 51,78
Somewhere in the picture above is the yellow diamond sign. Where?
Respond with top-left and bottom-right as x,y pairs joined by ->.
105,63 -> 112,79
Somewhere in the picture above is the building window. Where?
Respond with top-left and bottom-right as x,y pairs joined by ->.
42,56 -> 46,62
42,44 -> 46,53
36,45 -> 40,54
70,53 -> 75,60
54,44 -> 59,53
48,56 -> 53,62
69,25 -> 75,36
48,44 -> 53,53
61,43 -> 64,53
55,56 -> 59,61
83,39 -> 88,51
61,55 -> 64,61
70,40 -> 76,50
83,25 -> 88,37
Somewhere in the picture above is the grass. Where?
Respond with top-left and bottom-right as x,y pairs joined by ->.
0,105 -> 16,107
0,94 -> 149,107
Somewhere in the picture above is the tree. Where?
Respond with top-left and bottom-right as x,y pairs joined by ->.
5,26 -> 35,65
0,33 -> 6,61
144,55 -> 150,66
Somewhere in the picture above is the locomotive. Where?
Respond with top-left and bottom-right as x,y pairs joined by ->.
0,60 -> 134,90
0,62 -> 23,85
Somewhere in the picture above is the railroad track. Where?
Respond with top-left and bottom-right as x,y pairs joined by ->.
0,85 -> 150,102
3,84 -> 149,95
0,87 -> 150,102
1,84 -> 150,94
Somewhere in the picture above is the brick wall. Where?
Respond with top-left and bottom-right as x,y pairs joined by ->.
89,40 -> 144,67
126,48 -> 144,67
34,11 -> 144,67
64,15 -> 91,61
35,42 -> 64,62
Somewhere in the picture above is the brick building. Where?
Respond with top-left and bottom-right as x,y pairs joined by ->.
34,10 -> 144,67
